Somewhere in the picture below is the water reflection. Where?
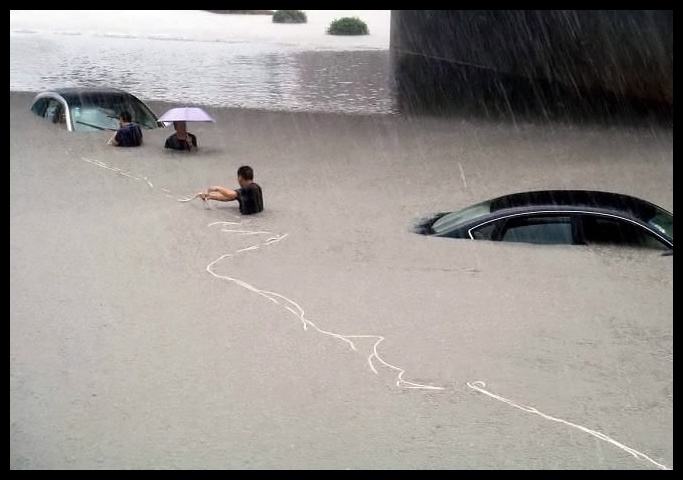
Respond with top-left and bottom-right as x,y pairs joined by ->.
11,29 -> 395,115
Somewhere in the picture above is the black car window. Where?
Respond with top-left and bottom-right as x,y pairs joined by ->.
44,100 -> 67,129
44,100 -> 59,120
581,215 -> 667,249
646,209 -> 673,241
470,222 -> 498,240
501,215 -> 574,245
31,98 -> 48,117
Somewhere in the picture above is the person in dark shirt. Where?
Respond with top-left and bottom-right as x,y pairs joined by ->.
107,111 -> 143,147
164,121 -> 197,151
194,165 -> 264,215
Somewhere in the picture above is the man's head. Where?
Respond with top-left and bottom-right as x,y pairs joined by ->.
237,165 -> 254,188
119,110 -> 133,125
173,121 -> 187,134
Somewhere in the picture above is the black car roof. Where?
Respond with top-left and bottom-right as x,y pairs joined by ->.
489,190 -> 668,221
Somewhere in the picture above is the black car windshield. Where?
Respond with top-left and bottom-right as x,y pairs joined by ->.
646,207 -> 673,240
68,95 -> 158,132
431,200 -> 492,235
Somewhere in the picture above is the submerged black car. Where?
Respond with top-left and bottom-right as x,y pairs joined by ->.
30,87 -> 162,132
414,190 -> 673,250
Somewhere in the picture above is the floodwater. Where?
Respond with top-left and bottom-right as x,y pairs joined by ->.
9,92 -> 673,469
9,10 -> 394,114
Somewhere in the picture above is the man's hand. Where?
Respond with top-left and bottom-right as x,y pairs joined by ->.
197,187 -> 237,202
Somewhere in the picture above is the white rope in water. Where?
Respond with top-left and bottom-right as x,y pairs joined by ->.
79,155 -> 671,470
83,157 -> 151,189
466,381 -> 670,470
209,221 -> 241,226
82,156 -> 202,205
221,229 -> 273,235
205,223 -> 444,391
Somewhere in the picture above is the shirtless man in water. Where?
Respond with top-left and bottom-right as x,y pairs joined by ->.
194,165 -> 264,215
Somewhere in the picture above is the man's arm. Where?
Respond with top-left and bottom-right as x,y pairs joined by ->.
107,131 -> 119,146
206,186 -> 238,201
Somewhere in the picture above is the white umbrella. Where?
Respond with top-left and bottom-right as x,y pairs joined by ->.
158,107 -> 216,124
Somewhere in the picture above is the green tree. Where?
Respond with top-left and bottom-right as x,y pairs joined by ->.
327,17 -> 369,35
272,10 -> 307,24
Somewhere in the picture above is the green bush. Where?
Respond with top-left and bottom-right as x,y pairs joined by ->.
327,17 -> 369,35
272,10 -> 307,24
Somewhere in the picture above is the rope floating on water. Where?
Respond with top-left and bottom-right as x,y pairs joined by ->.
466,381 -> 670,470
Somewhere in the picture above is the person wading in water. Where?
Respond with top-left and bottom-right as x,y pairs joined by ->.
164,121 -> 197,151
193,165 -> 264,215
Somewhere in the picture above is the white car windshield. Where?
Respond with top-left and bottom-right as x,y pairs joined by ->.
70,106 -> 120,131
69,96 -> 158,131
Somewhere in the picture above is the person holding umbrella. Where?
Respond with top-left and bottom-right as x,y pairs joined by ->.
158,107 -> 215,151
165,121 -> 197,151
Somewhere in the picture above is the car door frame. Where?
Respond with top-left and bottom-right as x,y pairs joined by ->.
468,209 -> 672,247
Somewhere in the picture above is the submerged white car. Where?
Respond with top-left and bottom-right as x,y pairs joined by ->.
30,87 -> 162,132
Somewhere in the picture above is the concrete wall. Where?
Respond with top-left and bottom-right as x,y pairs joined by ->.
390,10 -> 673,112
